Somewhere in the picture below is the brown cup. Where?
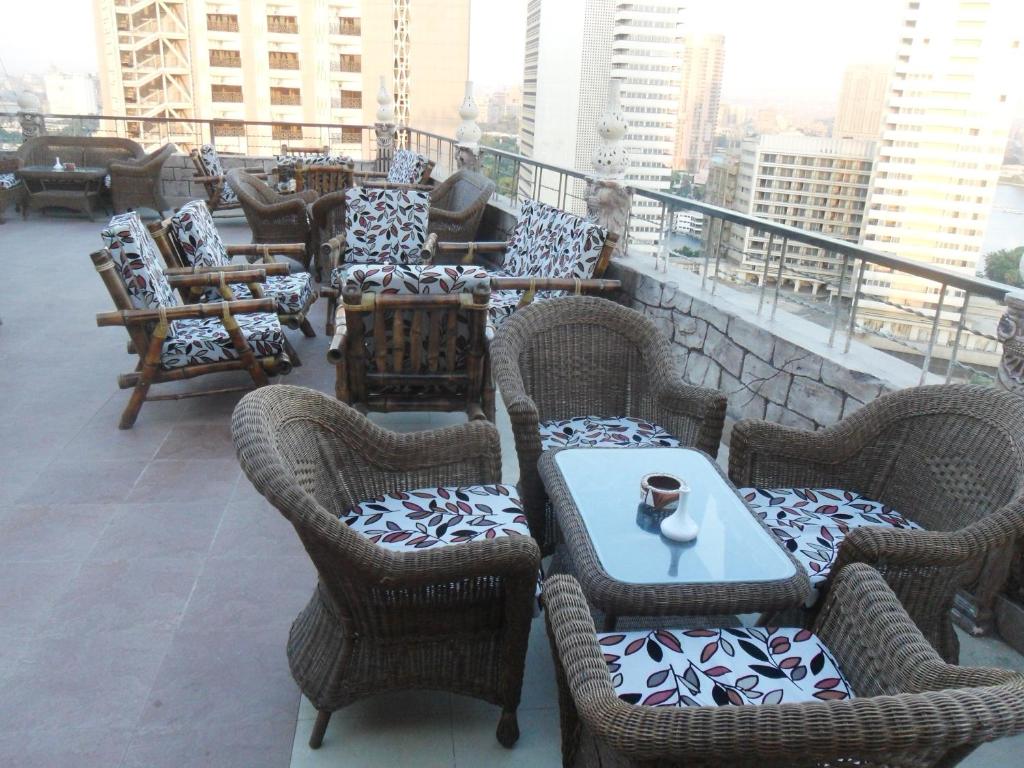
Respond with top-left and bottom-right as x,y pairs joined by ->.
639,472 -> 685,513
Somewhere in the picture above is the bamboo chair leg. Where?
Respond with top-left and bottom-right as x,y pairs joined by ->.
325,295 -> 337,336
219,306 -> 269,387
282,336 -> 302,368
120,316 -> 169,429
309,710 -> 331,749
299,317 -> 316,338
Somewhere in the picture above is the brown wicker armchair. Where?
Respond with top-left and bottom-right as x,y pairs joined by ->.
108,143 -> 174,216
729,383 -> 1024,663
427,169 -> 495,243
544,565 -> 1024,768
231,385 -> 541,750
228,169 -> 317,271
491,296 -> 727,552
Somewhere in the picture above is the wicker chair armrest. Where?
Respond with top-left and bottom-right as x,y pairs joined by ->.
545,570 -> 1024,763
368,533 -> 541,588
728,419 -> 859,488
242,166 -> 265,174
648,381 -> 727,458
191,174 -> 224,184
96,298 -> 276,327
252,196 -> 310,220
108,144 -> 173,175
836,502 -> 1024,568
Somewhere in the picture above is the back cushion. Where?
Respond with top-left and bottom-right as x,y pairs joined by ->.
198,144 -> 224,177
386,149 -> 430,184
101,212 -> 179,310
504,198 -> 607,280
344,187 -> 429,264
170,200 -> 230,268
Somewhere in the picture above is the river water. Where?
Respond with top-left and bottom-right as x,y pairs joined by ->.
983,183 -> 1024,253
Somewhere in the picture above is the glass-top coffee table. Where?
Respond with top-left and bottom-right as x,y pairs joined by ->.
19,165 -> 108,220
539,447 -> 810,629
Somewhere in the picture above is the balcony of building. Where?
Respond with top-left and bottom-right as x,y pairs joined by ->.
329,16 -> 361,36
211,84 -> 243,104
269,51 -> 300,71
209,49 -> 242,69
270,87 -> 302,107
330,53 -> 361,74
267,15 -> 299,35
0,109 -> 1023,768
206,13 -> 239,33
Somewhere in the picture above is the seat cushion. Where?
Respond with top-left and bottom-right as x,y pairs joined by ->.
161,311 -> 284,369
201,272 -> 314,316
487,287 -> 568,336
386,149 -> 431,184
539,416 -> 681,450
344,187 -> 430,264
740,488 -> 924,606
600,625 -> 854,708
0,173 -> 20,189
101,212 -> 180,311
170,200 -> 231,268
503,198 -> 607,280
343,484 -> 530,549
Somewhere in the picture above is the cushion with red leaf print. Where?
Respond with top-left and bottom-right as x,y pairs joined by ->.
342,484 -> 531,550
740,488 -> 924,607
539,416 -> 681,450
599,625 -> 854,709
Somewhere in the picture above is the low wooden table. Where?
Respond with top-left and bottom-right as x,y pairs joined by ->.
19,165 -> 107,220
539,447 -> 810,629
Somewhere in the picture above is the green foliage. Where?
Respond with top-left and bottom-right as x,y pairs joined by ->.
984,246 -> 1024,287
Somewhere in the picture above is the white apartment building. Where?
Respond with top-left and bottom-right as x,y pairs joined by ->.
711,134 -> 874,294
518,0 -> 683,250
92,0 -> 469,152
673,33 -> 725,173
43,72 -> 100,115
860,0 -> 1022,362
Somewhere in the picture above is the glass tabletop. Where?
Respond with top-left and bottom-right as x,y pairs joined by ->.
20,165 -> 107,175
553,448 -> 797,586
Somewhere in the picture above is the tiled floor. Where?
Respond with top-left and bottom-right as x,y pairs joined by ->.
0,214 -> 1021,767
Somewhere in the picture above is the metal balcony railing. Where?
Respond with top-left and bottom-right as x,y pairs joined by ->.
329,18 -> 361,35
267,17 -> 298,34
207,14 -> 239,33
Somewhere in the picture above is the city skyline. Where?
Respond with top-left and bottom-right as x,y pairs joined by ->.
8,0 -> 1022,119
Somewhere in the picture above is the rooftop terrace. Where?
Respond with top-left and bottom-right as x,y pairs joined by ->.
0,212 -> 1021,767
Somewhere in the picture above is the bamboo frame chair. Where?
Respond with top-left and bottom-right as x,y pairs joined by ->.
328,265 -> 494,420
91,248 -> 293,429
189,145 -> 267,214
231,386 -> 541,750
491,296 -> 726,552
148,202 -> 317,337
729,383 -> 1024,663
543,565 -> 1024,768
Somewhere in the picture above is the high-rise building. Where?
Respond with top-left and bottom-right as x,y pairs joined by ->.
92,0 -> 469,150
859,0 -> 1022,359
708,134 -> 874,293
834,63 -> 889,141
518,0 -> 684,249
672,33 -> 725,173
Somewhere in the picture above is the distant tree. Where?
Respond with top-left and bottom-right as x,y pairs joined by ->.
984,246 -> 1024,287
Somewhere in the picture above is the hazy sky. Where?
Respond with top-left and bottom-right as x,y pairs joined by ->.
0,0 -> 915,113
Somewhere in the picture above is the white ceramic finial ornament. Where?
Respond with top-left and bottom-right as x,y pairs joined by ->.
454,81 -> 482,150
375,76 -> 395,123
660,482 -> 698,542
591,79 -> 629,180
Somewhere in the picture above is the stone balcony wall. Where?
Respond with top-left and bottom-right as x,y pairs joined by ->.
608,254 -> 937,432
158,152 -> 277,209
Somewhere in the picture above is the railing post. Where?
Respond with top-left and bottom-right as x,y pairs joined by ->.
17,91 -> 46,140
454,80 -> 481,173
374,75 -> 397,172
997,291 -> 1024,394
585,78 -> 631,257
919,284 -> 948,384
756,231 -> 774,315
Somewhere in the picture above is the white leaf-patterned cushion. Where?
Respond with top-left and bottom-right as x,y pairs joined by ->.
344,187 -> 430,264
330,263 -> 490,294
539,416 -> 681,450
502,198 -> 607,280
170,200 -> 230,268
601,625 -> 854,708
0,173 -> 20,189
386,149 -> 430,184
161,311 -> 284,369
277,153 -> 352,168
101,212 -> 179,311
740,488 -> 924,607
343,484 -> 530,549
199,144 -> 238,205
487,288 -> 569,335
201,273 -> 315,315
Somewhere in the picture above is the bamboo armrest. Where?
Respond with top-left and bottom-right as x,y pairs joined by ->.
242,166 -> 265,174
166,269 -> 267,289
353,170 -> 388,180
96,297 -> 276,327
194,172 -> 268,183
436,241 -> 508,253
225,243 -> 306,258
327,329 -> 346,363
321,235 -> 347,266
164,262 -> 290,277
